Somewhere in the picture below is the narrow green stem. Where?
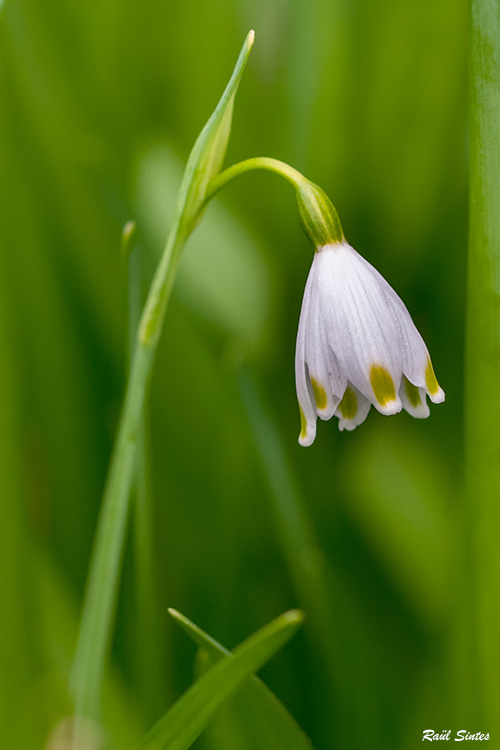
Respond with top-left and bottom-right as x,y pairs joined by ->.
206,157 -> 304,202
139,219 -> 186,346
207,157 -> 344,246
129,242 -> 168,718
133,420 -> 168,718
71,218 -> 185,721
464,0 -> 500,731
71,342 -> 155,719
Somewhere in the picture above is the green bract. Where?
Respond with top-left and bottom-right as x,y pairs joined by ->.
179,31 -> 255,237
295,180 -> 344,248
139,30 -> 254,346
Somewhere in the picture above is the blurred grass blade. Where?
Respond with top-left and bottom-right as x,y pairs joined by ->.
71,32 -> 255,721
136,610 -> 303,750
168,609 -> 315,750
0,227 -> 36,750
121,220 -> 138,362
70,340 -> 154,721
239,372 -> 338,680
464,0 -> 500,732
347,426 -> 451,625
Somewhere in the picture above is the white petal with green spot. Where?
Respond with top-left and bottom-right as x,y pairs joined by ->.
295,240 -> 445,445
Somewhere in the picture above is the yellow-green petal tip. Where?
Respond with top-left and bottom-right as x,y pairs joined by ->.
338,386 -> 358,419
370,365 -> 396,406
425,358 -> 440,396
310,377 -> 328,410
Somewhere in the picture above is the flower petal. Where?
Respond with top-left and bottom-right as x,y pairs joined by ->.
400,376 -> 430,418
385,297 -> 445,403
424,357 -> 445,404
355,249 -> 445,405
335,383 -> 371,431
304,268 -> 347,419
295,265 -> 317,446
316,243 -> 403,414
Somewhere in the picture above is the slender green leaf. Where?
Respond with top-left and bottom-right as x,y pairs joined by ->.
169,608 -> 315,750
463,0 -> 500,733
0,208 -> 36,750
178,30 -> 255,235
239,373 -> 338,681
124,223 -> 169,719
70,341 -> 154,720
136,610 -> 303,750
139,30 -> 255,346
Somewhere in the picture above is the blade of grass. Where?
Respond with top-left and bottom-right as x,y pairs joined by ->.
168,608 -> 315,750
136,609 -> 303,750
464,0 -> 500,732
0,220 -> 36,750
239,372 -> 338,678
125,223 -> 169,719
71,31 -> 255,720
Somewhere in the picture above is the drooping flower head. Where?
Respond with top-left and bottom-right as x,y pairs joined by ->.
294,181 -> 444,446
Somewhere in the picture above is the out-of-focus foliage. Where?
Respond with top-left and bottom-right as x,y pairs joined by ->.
0,0 -> 466,748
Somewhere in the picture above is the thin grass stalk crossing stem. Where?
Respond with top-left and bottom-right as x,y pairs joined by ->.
465,0 -> 500,730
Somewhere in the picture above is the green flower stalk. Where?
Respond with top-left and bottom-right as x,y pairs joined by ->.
71,31 -> 255,722
206,157 -> 344,246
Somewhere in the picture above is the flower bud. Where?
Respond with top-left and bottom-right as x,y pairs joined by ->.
296,180 -> 344,248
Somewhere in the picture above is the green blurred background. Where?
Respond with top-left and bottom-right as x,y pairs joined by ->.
0,0 -> 467,747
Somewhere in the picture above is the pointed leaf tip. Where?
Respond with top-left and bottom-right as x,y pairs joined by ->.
281,609 -> 304,624
167,608 -> 315,750
173,30 -> 255,237
137,609 -> 304,750
121,220 -> 137,257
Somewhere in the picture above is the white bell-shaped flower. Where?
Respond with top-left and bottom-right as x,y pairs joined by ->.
296,240 -> 445,446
